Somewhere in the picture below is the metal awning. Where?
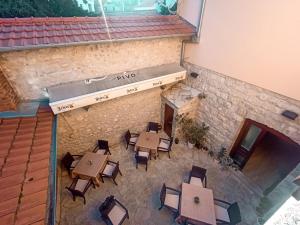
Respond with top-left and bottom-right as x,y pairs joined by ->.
48,63 -> 186,114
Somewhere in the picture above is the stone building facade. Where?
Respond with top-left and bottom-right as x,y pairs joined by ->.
183,61 -> 300,221
57,87 -> 162,156
0,37 -> 184,157
183,62 -> 300,149
0,37 -> 183,100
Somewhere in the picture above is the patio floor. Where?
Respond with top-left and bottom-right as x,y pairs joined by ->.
58,142 -> 262,225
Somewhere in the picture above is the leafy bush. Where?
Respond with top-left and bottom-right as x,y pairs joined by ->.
156,0 -> 177,15
216,147 -> 239,170
176,113 -> 209,146
0,0 -> 98,18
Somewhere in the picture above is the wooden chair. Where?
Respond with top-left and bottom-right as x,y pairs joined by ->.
157,137 -> 173,158
61,152 -> 83,175
124,130 -> 139,150
147,122 -> 159,133
65,177 -> 94,204
135,148 -> 151,171
188,165 -> 207,188
100,160 -> 122,185
214,199 -> 241,225
99,195 -> 129,225
159,183 -> 181,213
93,139 -> 111,155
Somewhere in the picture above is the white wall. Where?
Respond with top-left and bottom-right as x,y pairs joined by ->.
177,0 -> 202,27
180,0 -> 300,101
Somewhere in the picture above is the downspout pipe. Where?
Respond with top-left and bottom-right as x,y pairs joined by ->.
48,115 -> 57,225
180,0 -> 206,66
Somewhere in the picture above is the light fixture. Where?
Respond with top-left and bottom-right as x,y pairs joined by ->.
190,72 -> 199,78
84,75 -> 107,84
281,110 -> 298,120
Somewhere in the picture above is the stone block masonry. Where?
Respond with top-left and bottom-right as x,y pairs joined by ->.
183,62 -> 300,222
0,69 -> 19,111
183,62 -> 300,150
0,37 -> 183,100
57,88 -> 162,157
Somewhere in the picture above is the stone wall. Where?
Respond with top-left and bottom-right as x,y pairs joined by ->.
57,88 -> 162,157
161,83 -> 200,137
183,62 -> 300,150
0,37 -> 183,100
183,62 -> 300,221
0,69 -> 19,111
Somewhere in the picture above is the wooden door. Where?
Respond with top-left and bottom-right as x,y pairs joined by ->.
164,104 -> 174,137
230,119 -> 266,168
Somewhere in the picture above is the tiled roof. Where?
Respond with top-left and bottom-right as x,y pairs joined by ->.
0,107 -> 53,225
0,15 -> 196,51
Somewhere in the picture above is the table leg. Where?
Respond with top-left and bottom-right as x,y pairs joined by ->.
175,215 -> 184,224
93,177 -> 101,187
153,149 -> 157,160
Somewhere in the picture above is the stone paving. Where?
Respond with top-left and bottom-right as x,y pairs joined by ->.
58,142 -> 262,225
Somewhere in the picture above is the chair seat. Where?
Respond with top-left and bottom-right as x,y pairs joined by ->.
71,159 -> 80,168
103,164 -> 116,176
130,137 -> 138,143
158,140 -> 170,149
214,204 -> 230,223
138,151 -> 149,158
96,149 -> 106,155
75,179 -> 89,192
190,176 -> 203,187
108,204 -> 127,225
165,193 -> 179,210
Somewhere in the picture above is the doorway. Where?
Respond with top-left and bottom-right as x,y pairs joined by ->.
164,103 -> 174,137
230,119 -> 300,193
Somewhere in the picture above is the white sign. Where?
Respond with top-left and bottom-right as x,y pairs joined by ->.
49,71 -> 186,114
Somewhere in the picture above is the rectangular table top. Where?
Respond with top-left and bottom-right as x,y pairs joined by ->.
135,131 -> 160,151
180,183 -> 216,225
72,152 -> 108,178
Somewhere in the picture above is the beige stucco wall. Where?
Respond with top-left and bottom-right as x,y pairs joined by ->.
180,0 -> 300,101
177,0 -> 202,27
0,37 -> 183,100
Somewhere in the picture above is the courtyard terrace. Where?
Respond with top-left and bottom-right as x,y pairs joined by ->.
58,142 -> 262,225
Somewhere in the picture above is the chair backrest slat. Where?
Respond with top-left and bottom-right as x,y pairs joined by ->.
62,152 -> 74,169
112,162 -> 120,179
98,140 -> 109,149
124,130 -> 131,144
160,183 -> 166,205
227,202 -> 242,224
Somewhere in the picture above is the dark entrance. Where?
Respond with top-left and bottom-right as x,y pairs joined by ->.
230,119 -> 300,193
164,104 -> 174,137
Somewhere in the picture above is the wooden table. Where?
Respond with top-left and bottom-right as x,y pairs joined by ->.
72,152 -> 108,186
135,131 -> 160,158
179,183 -> 216,225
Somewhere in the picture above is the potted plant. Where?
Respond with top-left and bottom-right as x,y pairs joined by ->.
176,114 -> 209,149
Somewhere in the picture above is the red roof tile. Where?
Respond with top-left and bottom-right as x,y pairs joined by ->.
0,106 -> 53,225
0,213 -> 15,225
0,15 -> 195,51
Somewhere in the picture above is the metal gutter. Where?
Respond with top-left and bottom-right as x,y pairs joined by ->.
180,0 -> 206,66
0,33 -> 194,53
48,115 -> 57,225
